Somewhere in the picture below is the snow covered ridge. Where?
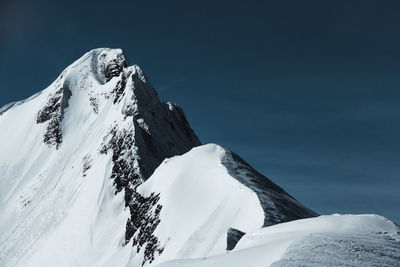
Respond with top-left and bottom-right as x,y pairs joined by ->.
157,214 -> 400,267
0,48 -> 398,267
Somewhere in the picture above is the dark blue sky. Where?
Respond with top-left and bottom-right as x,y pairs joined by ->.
1,0 -> 399,222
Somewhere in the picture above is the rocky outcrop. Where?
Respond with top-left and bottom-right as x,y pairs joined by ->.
100,123 -> 164,265
36,73 -> 71,149
128,192 -> 163,265
227,228 -> 246,251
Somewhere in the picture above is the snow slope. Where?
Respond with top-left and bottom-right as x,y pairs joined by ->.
157,214 -> 400,267
138,144 -> 265,265
136,144 -> 318,265
0,48 -> 317,267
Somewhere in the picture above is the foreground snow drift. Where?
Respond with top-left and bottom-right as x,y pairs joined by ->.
157,214 -> 400,267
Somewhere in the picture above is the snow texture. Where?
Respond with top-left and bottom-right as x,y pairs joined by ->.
157,215 -> 400,267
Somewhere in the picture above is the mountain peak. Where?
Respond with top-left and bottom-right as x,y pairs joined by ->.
0,49 -> 202,266
26,48 -> 200,154
90,48 -> 129,83
0,48 -> 339,267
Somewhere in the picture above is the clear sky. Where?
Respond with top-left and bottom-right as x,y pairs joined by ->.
1,0 -> 399,222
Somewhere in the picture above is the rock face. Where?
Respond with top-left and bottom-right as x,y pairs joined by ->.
36,75 -> 72,148
0,48 -> 319,267
221,150 -> 318,226
226,228 -> 246,251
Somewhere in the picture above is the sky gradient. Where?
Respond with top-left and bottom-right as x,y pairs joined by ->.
1,0 -> 399,222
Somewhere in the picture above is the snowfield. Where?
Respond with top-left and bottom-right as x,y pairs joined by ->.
0,48 -> 398,267
157,214 -> 400,267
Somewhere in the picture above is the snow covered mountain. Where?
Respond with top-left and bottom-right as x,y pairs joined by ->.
0,48 -> 398,267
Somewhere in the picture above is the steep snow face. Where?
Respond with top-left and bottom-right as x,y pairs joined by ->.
0,48 -> 200,267
133,144 -> 319,266
137,144 -> 265,265
156,214 -> 400,267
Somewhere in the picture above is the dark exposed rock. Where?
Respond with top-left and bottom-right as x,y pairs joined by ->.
100,124 -> 164,265
100,125 -> 140,194
36,83 -> 71,149
126,70 -> 201,180
82,154 -> 93,177
221,150 -> 318,226
104,60 -> 124,82
227,228 -> 246,251
89,96 -> 99,114
112,75 -> 127,104
36,89 -> 61,124
91,48 -> 128,84
128,192 -> 164,265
